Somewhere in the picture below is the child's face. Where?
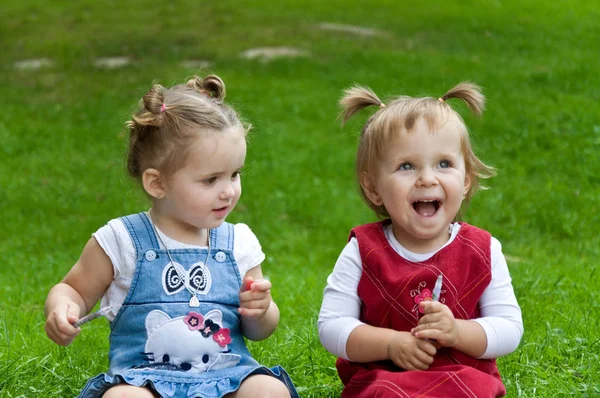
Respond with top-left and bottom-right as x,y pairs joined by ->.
367,118 -> 470,253
161,129 -> 246,232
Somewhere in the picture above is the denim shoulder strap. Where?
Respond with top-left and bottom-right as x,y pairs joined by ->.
118,212 -> 160,255
211,222 -> 234,251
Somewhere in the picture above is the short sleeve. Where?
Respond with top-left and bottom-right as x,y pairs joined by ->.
232,223 -> 266,278
92,218 -> 137,278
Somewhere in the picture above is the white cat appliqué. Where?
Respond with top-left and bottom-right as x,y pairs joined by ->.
141,309 -> 241,373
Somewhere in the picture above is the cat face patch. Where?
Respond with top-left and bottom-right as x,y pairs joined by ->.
137,309 -> 240,373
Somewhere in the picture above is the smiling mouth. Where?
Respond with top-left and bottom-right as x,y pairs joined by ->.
412,200 -> 441,217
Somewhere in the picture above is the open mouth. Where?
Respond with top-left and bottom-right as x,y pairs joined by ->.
412,199 -> 441,217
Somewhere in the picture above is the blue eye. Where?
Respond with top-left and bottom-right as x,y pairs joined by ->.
398,163 -> 414,171
203,177 -> 217,185
439,160 -> 451,168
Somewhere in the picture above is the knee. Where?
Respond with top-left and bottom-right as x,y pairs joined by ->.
259,379 -> 291,398
267,382 -> 291,398
234,375 -> 291,398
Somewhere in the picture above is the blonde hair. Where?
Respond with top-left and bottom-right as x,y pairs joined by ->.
340,82 -> 495,217
126,75 -> 249,180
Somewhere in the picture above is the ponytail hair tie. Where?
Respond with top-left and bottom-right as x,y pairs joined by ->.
438,98 -> 444,103
379,102 -> 386,109
161,103 -> 166,113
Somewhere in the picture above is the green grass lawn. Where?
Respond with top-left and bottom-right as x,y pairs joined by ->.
1,0 -> 598,396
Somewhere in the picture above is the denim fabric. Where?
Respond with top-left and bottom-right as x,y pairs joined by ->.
80,212 -> 298,398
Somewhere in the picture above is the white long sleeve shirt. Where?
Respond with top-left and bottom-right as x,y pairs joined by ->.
318,223 -> 523,360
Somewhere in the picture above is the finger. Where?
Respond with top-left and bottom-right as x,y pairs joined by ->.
46,311 -> 79,345
413,348 -> 435,366
415,329 -> 444,343
408,357 -> 430,370
241,276 -> 255,292
239,290 -> 271,303
412,319 -> 441,333
46,326 -> 75,346
416,340 -> 438,356
58,316 -> 79,335
417,313 -> 440,326
247,279 -> 272,292
239,298 -> 271,310
66,303 -> 80,324
419,301 -> 442,314
238,307 -> 267,317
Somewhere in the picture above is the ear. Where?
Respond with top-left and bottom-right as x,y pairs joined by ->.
463,173 -> 472,199
142,168 -> 165,199
145,310 -> 171,335
359,171 -> 383,206
203,309 -> 223,327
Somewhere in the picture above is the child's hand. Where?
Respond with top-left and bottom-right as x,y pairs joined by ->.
412,301 -> 458,348
44,302 -> 81,346
387,331 -> 437,370
239,276 -> 272,318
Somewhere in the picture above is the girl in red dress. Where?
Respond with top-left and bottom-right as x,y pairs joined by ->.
318,83 -> 523,397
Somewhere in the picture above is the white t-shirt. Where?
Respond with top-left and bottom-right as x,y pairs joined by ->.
93,217 -> 265,321
318,223 -> 523,360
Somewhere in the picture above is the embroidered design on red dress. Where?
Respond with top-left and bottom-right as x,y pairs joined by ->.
410,281 -> 445,313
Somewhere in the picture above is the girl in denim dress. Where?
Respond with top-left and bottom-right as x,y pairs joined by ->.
44,75 -> 298,398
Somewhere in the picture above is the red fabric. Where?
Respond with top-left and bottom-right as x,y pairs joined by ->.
337,221 -> 506,398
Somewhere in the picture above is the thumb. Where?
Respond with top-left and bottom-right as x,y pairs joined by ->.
420,300 -> 436,314
66,303 -> 81,323
242,276 -> 255,292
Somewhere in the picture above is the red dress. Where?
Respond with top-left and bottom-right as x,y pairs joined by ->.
337,221 -> 506,398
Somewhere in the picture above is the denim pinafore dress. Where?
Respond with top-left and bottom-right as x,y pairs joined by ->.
80,212 -> 298,397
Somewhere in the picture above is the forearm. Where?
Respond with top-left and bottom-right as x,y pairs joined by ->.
346,324 -> 397,362
44,282 -> 87,317
453,319 -> 487,358
241,300 -> 280,341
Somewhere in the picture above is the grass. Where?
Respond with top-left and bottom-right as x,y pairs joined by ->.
1,0 -> 599,396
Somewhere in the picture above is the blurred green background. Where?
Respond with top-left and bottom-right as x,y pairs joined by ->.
1,1 -> 598,396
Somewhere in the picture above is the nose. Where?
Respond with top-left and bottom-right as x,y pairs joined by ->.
416,167 -> 438,187
219,181 -> 236,200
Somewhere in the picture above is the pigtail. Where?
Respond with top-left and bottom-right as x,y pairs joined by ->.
127,84 -> 168,128
339,86 -> 385,124
439,82 -> 494,200
439,82 -> 485,116
125,84 -> 167,178
186,75 -> 226,102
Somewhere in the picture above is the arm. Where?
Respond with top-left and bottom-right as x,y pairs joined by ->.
44,237 -> 114,346
239,265 -> 280,341
473,238 -> 523,358
318,238 -> 436,369
347,324 -> 436,370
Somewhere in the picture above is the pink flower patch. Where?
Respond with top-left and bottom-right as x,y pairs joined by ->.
414,289 -> 433,313
213,328 -> 232,347
184,312 -> 204,330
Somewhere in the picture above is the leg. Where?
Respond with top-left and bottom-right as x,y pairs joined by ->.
226,374 -> 290,398
102,384 -> 160,398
